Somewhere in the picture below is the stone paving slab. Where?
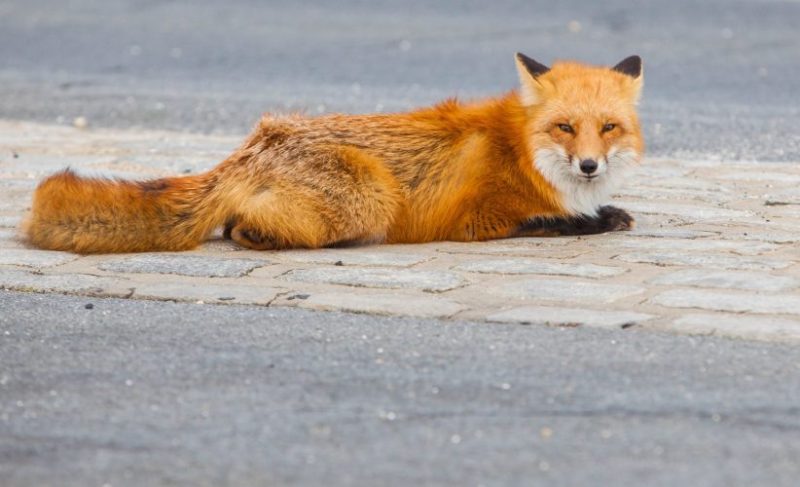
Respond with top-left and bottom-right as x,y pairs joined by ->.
0,268 -> 132,296
97,254 -> 272,278
0,249 -> 78,268
280,267 -> 468,293
648,269 -> 800,292
0,216 -> 22,228
276,248 -> 431,267
651,290 -> 800,316
279,291 -> 467,318
602,237 -> 779,256
453,259 -> 627,278
486,306 -> 654,329
620,201 -> 754,220
488,278 -> 645,303
614,252 -> 792,271
669,313 -> 800,342
132,281 -> 283,305
0,229 -> 22,248
1,120 -> 799,343
434,240 -> 588,259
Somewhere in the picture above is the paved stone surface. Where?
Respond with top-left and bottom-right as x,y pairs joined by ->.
0,121 -> 799,342
614,252 -> 792,271
132,281 -> 283,305
670,313 -> 800,342
277,248 -> 430,267
619,201 -> 753,220
649,269 -> 800,292
718,171 -> 800,183
0,229 -> 23,248
738,231 -> 799,244
98,254 -> 271,278
436,240 -> 586,259
490,279 -> 645,303
283,291 -> 466,318
454,259 -> 626,278
0,268 -> 130,296
605,238 -> 778,256
651,290 -> 800,316
281,267 -> 467,293
0,216 -> 21,228
0,249 -> 78,268
486,306 -> 654,329
627,228 -> 719,239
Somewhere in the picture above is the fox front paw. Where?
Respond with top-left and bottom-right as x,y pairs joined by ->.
598,205 -> 635,232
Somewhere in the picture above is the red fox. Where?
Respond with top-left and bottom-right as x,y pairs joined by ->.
24,54 -> 644,254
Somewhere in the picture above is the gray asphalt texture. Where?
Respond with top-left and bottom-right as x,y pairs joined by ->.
2,291 -> 800,486
1,0 -> 799,161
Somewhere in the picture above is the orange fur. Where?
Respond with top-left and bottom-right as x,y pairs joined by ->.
24,55 -> 644,253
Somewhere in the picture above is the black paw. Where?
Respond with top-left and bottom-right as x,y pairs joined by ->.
223,220 -> 235,240
231,225 -> 278,250
597,206 -> 635,232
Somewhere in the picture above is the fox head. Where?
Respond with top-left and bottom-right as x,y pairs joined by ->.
515,53 -> 644,215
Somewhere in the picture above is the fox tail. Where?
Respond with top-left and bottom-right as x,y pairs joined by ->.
23,169 -> 229,253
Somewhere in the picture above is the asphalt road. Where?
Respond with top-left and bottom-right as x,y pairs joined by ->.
1,291 -> 800,486
0,0 -> 799,160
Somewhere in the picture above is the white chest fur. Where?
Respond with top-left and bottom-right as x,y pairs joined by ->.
533,147 -> 639,217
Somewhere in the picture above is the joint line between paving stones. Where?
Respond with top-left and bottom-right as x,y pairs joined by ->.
265,289 -> 292,307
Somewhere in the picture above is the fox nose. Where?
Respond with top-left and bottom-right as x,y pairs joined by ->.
579,159 -> 598,175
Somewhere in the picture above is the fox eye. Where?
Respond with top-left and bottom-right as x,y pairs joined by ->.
602,123 -> 617,133
557,123 -> 574,134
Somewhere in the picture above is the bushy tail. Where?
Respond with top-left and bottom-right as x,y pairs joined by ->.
23,169 -> 228,253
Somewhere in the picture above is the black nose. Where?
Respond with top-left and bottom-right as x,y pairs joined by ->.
579,159 -> 598,174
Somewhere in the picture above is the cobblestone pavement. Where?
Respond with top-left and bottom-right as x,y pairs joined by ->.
1,119 -> 799,342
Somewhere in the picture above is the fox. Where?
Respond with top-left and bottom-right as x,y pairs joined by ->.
23,53 -> 644,254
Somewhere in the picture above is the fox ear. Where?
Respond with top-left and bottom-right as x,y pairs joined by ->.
613,55 -> 642,79
515,53 -> 549,106
516,52 -> 549,78
613,55 -> 644,104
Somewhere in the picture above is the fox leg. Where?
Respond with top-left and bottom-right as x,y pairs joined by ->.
226,145 -> 400,250
450,210 -> 517,242
223,221 -> 281,250
514,205 -> 635,237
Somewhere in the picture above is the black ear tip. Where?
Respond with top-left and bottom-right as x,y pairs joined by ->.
613,55 -> 643,78
516,52 -> 550,77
